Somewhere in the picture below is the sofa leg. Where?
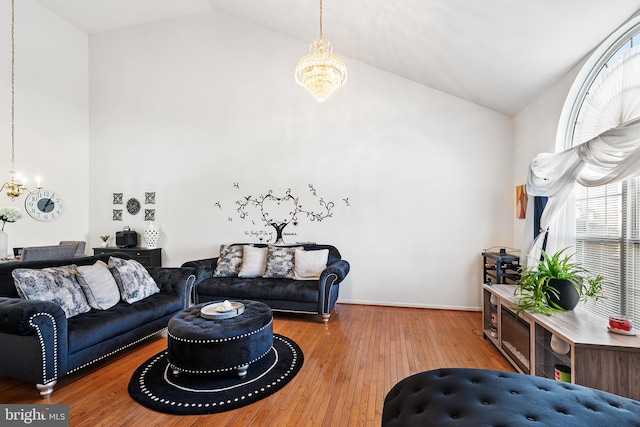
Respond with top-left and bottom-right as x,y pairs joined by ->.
322,314 -> 330,324
36,381 -> 56,398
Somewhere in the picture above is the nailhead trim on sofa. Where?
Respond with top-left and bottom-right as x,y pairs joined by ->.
29,312 -> 58,385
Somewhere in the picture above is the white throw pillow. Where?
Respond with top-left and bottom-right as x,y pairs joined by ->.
12,265 -> 91,318
108,257 -> 160,304
238,245 -> 268,278
294,249 -> 329,280
76,260 -> 120,310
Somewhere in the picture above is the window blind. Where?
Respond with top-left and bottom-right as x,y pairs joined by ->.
575,178 -> 640,326
570,31 -> 640,327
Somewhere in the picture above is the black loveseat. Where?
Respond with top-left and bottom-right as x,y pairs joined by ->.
182,243 -> 350,323
0,253 -> 194,397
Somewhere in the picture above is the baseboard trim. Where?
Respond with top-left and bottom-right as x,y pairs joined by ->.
336,299 -> 480,312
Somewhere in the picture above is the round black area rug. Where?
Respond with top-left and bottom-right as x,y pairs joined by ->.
128,334 -> 303,415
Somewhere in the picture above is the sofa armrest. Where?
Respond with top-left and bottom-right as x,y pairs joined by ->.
0,297 -> 67,335
0,297 -> 68,385
181,257 -> 218,285
320,260 -> 350,286
146,267 -> 196,309
317,260 -> 350,316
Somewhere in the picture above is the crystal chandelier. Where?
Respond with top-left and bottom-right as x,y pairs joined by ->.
1,0 -> 39,200
295,0 -> 347,102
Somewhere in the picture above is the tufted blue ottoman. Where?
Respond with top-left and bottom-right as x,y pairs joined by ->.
167,300 -> 273,378
382,368 -> 640,426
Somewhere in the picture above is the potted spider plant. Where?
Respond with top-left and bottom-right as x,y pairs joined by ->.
514,248 -> 605,316
99,234 -> 110,248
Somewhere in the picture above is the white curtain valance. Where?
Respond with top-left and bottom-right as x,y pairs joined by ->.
524,117 -> 640,261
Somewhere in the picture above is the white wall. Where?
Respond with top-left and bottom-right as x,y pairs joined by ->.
88,11 -> 514,310
2,4 -> 602,310
0,0 -> 89,252
0,4 -> 632,311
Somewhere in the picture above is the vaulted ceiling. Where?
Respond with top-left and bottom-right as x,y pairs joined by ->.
32,0 -> 640,115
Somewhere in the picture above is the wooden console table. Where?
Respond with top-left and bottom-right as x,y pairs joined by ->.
93,247 -> 162,267
483,284 -> 640,400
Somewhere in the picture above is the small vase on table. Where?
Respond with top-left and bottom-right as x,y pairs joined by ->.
0,206 -> 22,258
0,230 -> 7,258
144,222 -> 159,249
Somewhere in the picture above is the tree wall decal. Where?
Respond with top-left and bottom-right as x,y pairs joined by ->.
233,185 -> 335,244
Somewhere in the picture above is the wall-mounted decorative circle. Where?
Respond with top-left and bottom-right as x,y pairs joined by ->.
126,198 -> 141,215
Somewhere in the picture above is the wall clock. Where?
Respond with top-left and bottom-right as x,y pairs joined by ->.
25,189 -> 65,222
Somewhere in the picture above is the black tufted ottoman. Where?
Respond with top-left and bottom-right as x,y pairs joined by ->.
167,300 -> 273,378
382,368 -> 640,427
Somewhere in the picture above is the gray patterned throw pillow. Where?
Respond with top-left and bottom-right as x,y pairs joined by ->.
263,246 -> 303,279
213,244 -> 244,277
108,257 -> 160,304
12,265 -> 91,318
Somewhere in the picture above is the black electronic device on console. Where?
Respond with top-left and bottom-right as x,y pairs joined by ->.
116,226 -> 137,248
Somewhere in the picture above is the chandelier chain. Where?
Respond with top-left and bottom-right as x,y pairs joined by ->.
319,0 -> 323,39
320,0 -> 322,39
1,0 -> 39,200
10,0 -> 15,171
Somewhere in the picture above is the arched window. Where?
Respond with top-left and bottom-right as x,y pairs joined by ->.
559,14 -> 640,323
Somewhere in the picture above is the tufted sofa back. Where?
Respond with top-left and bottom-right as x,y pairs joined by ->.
227,243 -> 342,266
0,253 -> 131,298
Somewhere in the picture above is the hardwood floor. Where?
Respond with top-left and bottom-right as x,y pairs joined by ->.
0,304 -> 514,426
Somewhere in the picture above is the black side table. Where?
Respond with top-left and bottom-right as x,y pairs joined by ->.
93,247 -> 162,267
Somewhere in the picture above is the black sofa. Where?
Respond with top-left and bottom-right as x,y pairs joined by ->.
182,243 -> 350,323
382,368 -> 640,426
0,253 -> 195,397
